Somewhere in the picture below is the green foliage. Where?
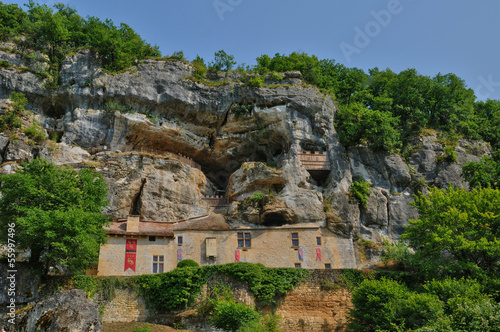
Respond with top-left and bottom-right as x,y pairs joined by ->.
339,269 -> 376,291
0,1 -> 160,83
135,262 -> 310,312
269,72 -> 283,81
349,277 -> 410,331
23,123 -> 47,142
192,55 -> 207,79
9,91 -> 27,113
349,178 -> 371,208
0,159 -> 109,276
132,323 -> 152,332
246,76 -> 264,87
249,192 -> 264,203
462,151 -> 500,189
177,259 -> 200,268
209,49 -> 236,73
211,300 -> 261,332
135,266 -> 212,311
335,102 -> 401,152
0,100 -> 22,131
73,275 -> 137,300
436,145 -> 457,163
403,186 -> 500,288
381,241 -> 414,270
232,104 -> 252,118
0,60 -> 11,68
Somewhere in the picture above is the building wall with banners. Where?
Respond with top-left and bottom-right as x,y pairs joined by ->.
97,219 -> 356,276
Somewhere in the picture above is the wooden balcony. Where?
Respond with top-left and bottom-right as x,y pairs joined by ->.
202,195 -> 230,210
298,151 -> 331,171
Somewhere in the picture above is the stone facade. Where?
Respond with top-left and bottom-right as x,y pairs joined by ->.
276,272 -> 352,332
98,235 -> 175,276
101,288 -> 149,323
97,219 -> 356,276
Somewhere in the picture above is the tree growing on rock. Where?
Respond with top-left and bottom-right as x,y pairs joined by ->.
0,159 -> 109,277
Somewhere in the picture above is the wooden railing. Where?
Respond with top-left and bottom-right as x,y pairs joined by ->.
139,147 -> 202,170
298,151 -> 331,171
202,195 -> 230,209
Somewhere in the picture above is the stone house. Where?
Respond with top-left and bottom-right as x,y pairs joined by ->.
97,214 -> 356,276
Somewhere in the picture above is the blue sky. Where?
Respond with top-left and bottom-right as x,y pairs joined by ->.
6,0 -> 500,100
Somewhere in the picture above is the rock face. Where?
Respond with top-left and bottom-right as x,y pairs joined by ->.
18,289 -> 102,332
0,45 -> 493,263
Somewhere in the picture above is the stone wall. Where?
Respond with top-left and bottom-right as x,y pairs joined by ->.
276,270 -> 351,332
101,288 -> 149,323
97,270 -> 351,332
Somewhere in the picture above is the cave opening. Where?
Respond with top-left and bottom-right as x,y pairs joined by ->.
130,179 -> 146,216
262,212 -> 290,227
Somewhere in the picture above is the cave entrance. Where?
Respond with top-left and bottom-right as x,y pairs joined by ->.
262,212 -> 290,227
130,179 -> 146,216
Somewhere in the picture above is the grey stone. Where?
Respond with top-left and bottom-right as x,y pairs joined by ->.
18,289 -> 102,332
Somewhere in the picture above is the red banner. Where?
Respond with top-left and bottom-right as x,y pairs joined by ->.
126,239 -> 137,251
235,250 -> 240,262
125,239 -> 137,271
125,253 -> 136,271
316,248 -> 322,261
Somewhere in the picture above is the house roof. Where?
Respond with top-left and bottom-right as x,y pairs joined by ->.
105,221 -> 174,237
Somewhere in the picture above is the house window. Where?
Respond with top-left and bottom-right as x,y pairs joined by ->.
149,236 -> 156,241
325,263 -> 331,269
294,263 -> 302,268
237,232 -> 251,248
153,255 -> 164,273
178,236 -> 183,245
292,233 -> 299,247
317,237 -> 322,245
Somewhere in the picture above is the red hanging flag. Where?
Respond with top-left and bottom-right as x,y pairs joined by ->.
316,248 -> 322,261
126,239 -> 137,251
125,253 -> 136,271
124,239 -> 137,271
235,250 -> 240,262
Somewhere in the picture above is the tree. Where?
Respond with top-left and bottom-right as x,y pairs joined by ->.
335,102 -> 401,152
0,159 -> 109,276
209,49 -> 236,73
462,151 -> 500,189
403,186 -> 500,283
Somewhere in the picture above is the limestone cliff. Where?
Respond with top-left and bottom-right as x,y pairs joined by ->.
0,46 -> 491,267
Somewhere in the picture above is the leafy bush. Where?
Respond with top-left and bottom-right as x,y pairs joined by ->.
135,266 -> 211,311
462,151 -> 500,189
23,123 -> 47,142
436,145 -> 457,163
335,103 -> 401,152
349,278 -> 410,331
239,314 -> 283,332
249,192 -> 264,203
246,76 -> 264,87
349,178 -> 371,208
177,259 -> 200,268
210,300 -> 261,332
9,91 -> 27,113
192,55 -> 207,79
